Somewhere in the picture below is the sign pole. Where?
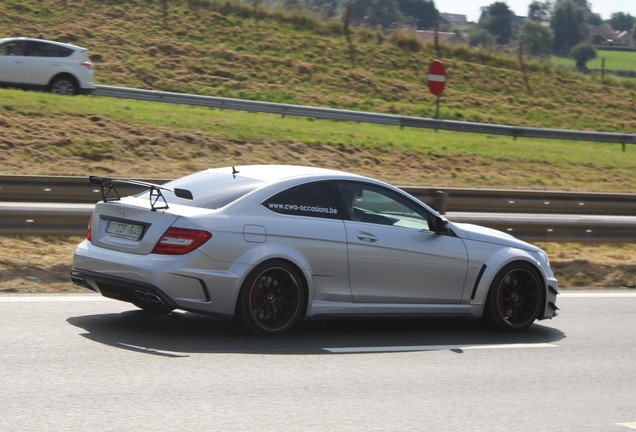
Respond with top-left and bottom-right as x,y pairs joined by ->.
435,95 -> 440,119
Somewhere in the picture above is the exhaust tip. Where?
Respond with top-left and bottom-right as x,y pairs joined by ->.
70,275 -> 86,287
145,293 -> 163,303
134,290 -> 164,304
134,290 -> 148,301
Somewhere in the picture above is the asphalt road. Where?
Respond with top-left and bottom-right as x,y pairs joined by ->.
1,292 -> 635,432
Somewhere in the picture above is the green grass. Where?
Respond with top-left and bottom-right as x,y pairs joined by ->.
2,88 -> 633,177
592,50 -> 636,71
551,49 -> 636,72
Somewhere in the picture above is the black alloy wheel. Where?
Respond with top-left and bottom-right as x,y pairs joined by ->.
485,262 -> 544,331
239,260 -> 305,336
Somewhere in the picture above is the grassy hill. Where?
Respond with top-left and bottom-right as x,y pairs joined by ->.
2,0 -> 635,132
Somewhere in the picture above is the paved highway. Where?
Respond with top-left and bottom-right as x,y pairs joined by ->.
1,292 -> 635,431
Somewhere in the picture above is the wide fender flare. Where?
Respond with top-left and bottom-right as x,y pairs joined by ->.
471,247 -> 547,306
228,243 -> 315,300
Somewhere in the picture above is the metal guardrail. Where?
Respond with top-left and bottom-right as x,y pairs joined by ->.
1,203 -> 634,242
0,203 -> 92,236
93,85 -> 636,145
1,176 -> 635,242
1,175 -> 634,215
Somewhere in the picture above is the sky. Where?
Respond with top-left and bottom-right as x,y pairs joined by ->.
438,0 -> 636,22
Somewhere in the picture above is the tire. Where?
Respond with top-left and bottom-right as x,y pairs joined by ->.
484,262 -> 545,331
238,260 -> 305,336
50,75 -> 78,95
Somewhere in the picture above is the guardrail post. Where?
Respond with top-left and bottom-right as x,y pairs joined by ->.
434,190 -> 447,214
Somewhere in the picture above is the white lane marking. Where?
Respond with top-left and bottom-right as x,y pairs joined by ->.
616,423 -> 636,430
0,295 -> 110,302
324,343 -> 558,354
559,292 -> 636,298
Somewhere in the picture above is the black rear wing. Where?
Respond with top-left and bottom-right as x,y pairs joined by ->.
89,176 -> 193,211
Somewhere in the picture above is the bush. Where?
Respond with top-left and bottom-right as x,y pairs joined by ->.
569,42 -> 597,71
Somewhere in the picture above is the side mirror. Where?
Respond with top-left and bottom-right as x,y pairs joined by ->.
433,215 -> 450,234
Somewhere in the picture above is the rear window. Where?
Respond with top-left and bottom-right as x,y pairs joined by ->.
137,173 -> 263,209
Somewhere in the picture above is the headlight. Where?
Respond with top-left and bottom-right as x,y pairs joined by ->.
537,249 -> 550,266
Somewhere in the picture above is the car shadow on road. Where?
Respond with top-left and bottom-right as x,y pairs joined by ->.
67,309 -> 565,357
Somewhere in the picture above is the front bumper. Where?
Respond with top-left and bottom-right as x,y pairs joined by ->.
541,277 -> 559,320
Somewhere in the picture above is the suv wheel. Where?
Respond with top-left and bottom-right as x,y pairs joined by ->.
50,75 -> 77,95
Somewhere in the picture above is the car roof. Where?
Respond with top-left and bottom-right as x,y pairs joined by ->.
0,37 -> 87,51
207,165 -> 367,184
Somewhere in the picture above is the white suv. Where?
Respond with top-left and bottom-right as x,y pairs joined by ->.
0,37 -> 95,95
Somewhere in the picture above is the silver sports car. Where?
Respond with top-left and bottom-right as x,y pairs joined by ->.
71,165 -> 558,335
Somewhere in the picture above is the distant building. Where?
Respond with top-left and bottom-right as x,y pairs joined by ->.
438,13 -> 468,25
614,30 -> 633,46
590,23 -> 634,46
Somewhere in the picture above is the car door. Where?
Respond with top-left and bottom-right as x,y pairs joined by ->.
0,41 -> 26,83
21,41 -> 69,85
262,181 -> 351,303
335,181 -> 468,304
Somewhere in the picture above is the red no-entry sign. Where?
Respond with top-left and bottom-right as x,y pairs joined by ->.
427,60 -> 447,96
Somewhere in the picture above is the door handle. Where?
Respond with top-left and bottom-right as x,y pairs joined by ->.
356,232 -> 378,242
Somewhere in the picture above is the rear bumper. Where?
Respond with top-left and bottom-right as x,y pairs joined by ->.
70,269 -> 178,308
71,239 -> 245,317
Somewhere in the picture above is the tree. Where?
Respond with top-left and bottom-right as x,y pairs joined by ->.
349,0 -> 403,29
610,12 -> 635,32
397,0 -> 438,29
527,1 -> 551,23
294,0 -> 340,17
551,0 -> 588,55
519,20 -> 553,57
586,12 -> 601,26
468,28 -> 496,48
569,0 -> 589,10
479,2 -> 515,45
569,42 -> 596,71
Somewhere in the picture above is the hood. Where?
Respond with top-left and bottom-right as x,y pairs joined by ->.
452,222 -> 537,251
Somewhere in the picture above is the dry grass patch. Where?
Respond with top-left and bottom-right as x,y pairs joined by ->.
1,236 -> 634,294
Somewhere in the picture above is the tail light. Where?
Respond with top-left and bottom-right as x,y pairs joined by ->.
80,61 -> 93,69
87,216 -> 93,242
152,228 -> 211,255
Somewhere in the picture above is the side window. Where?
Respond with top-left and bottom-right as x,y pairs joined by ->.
26,42 -> 72,57
1,42 -> 25,56
263,182 -> 340,220
336,182 -> 431,230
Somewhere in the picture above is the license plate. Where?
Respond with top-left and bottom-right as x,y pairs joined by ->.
106,220 -> 144,240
